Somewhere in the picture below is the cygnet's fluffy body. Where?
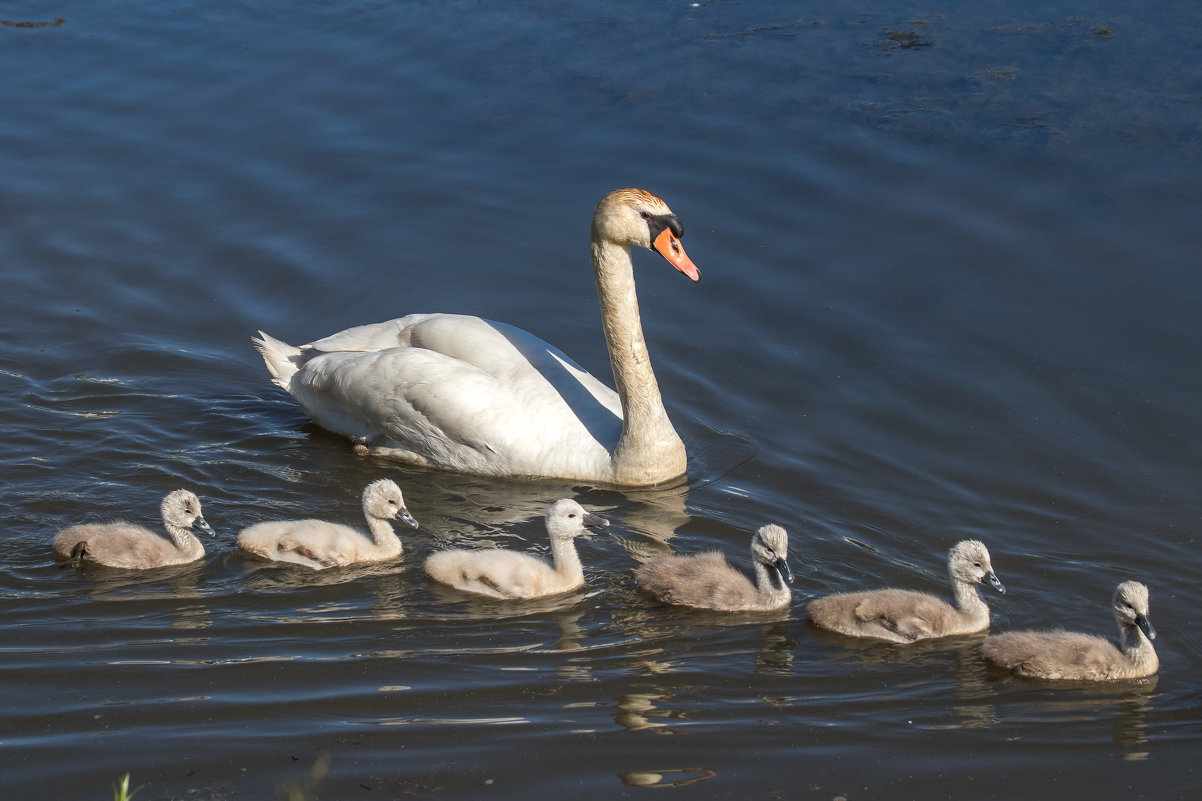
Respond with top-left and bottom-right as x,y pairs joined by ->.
424,498 -> 608,599
636,524 -> 795,612
982,581 -> 1158,681
237,479 -> 418,569
806,540 -> 1005,644
53,489 -> 214,569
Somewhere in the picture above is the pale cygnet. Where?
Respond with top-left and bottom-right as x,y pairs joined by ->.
53,489 -> 215,569
237,478 -> 418,569
424,498 -> 609,599
806,540 -> 1005,643
635,523 -> 795,612
981,580 -> 1158,680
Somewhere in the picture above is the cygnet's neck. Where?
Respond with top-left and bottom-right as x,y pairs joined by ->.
548,531 -> 584,585
753,560 -> 788,603
1119,622 -> 1159,675
950,571 -> 989,624
364,508 -> 402,557
164,519 -> 203,556
591,239 -> 686,485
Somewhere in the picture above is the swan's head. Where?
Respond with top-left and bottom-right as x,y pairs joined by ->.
1113,580 -> 1155,641
162,489 -> 214,537
948,539 -> 1004,594
546,498 -> 610,540
363,478 -> 419,529
752,523 -> 794,585
592,188 -> 700,282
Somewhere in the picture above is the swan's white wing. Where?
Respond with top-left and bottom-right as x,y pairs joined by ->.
310,314 -> 620,415
285,319 -> 623,477
305,316 -> 414,353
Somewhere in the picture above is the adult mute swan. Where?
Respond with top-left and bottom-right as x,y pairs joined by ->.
636,524 -> 795,612
53,489 -> 214,569
981,581 -> 1158,680
237,478 -> 418,569
806,540 -> 1006,644
255,188 -> 699,487
424,498 -> 609,599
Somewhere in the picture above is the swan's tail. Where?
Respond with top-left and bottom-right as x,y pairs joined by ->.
254,331 -> 305,389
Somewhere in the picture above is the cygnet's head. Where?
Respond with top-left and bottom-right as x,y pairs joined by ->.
592,188 -> 699,282
363,479 -> 419,528
546,498 -> 609,540
948,540 -> 1004,594
752,523 -> 794,585
162,489 -> 214,536
1113,580 -> 1155,641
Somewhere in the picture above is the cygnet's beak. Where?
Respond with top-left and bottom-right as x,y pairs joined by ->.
582,512 -> 610,530
985,571 -> 1006,595
775,558 -> 795,585
1136,612 -> 1156,641
652,227 -> 700,282
396,508 -> 420,529
194,516 -> 215,537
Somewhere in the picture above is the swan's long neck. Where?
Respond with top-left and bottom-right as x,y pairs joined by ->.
592,238 -> 686,485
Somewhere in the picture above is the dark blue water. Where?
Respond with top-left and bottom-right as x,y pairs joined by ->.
2,1 -> 1200,799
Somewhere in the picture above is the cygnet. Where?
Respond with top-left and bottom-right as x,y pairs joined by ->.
635,523 -> 795,612
806,540 -> 1005,643
981,580 -> 1158,680
53,489 -> 214,569
237,478 -> 417,569
424,498 -> 608,599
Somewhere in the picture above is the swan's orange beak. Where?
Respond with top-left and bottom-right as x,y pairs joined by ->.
652,228 -> 700,282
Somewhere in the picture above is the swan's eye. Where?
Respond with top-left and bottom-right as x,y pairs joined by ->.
639,211 -> 651,221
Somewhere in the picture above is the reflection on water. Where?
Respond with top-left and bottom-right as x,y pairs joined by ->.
614,692 -> 676,733
618,767 -> 716,788
169,602 -> 212,631
983,674 -> 1159,757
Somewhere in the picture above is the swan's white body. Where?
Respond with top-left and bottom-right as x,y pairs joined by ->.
982,581 -> 1158,680
256,188 -> 699,487
806,540 -> 1006,644
53,489 -> 214,569
237,478 -> 418,569
636,524 -> 795,612
424,498 -> 609,599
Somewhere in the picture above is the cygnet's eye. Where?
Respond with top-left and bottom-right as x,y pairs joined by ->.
973,562 -> 982,569
568,512 -> 577,518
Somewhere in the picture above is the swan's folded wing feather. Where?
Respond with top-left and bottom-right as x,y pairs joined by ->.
292,339 -> 617,475
305,317 -> 418,353
400,315 -> 622,417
